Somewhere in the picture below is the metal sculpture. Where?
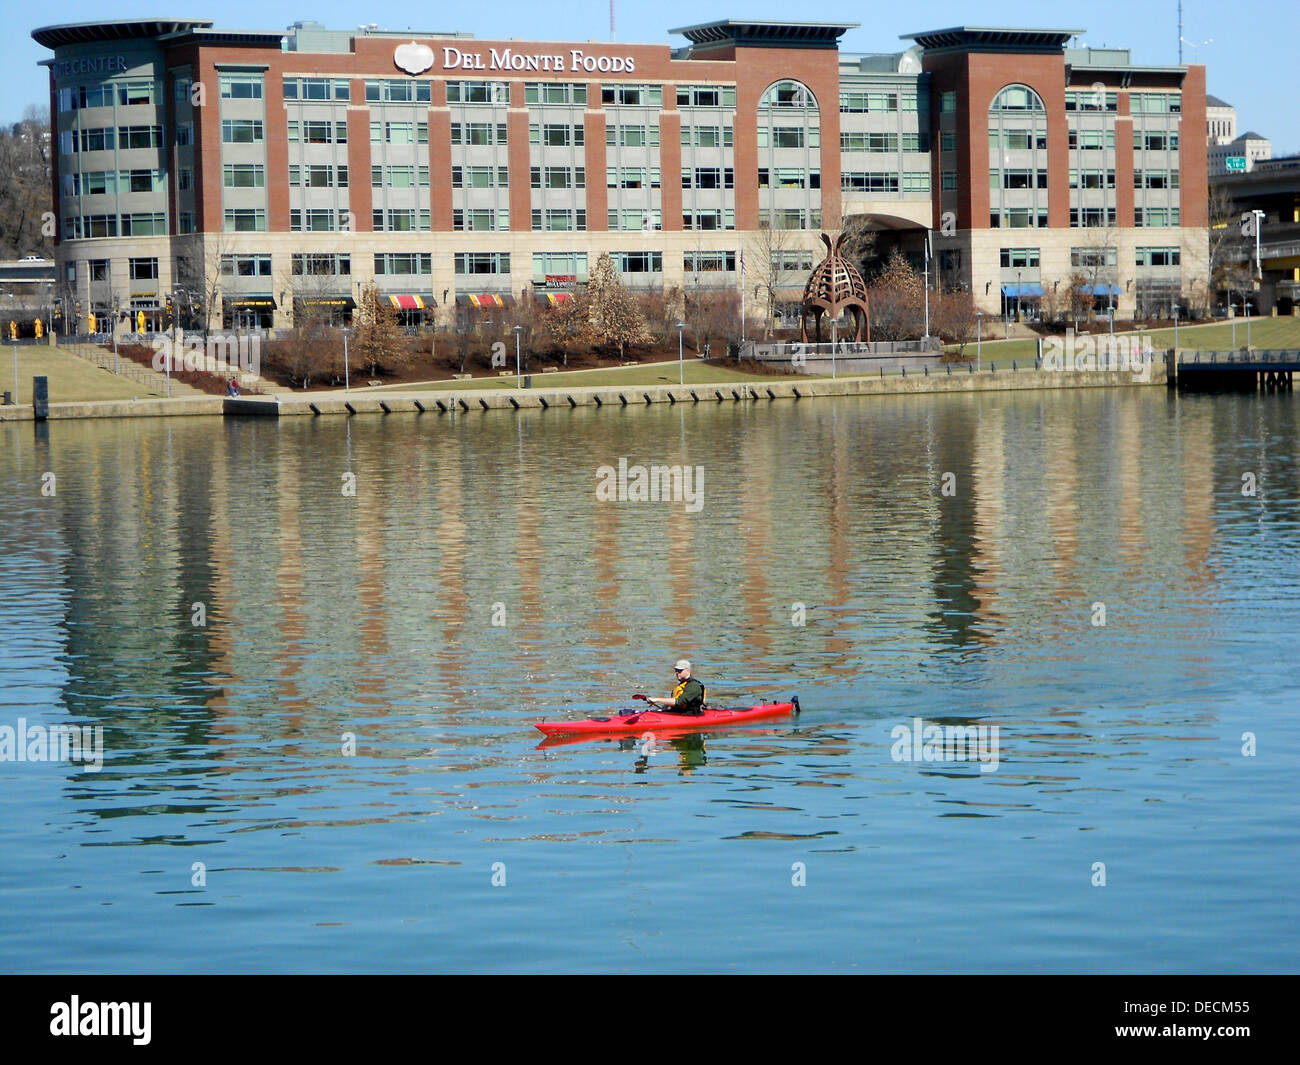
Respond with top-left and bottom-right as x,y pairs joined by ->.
801,232 -> 870,344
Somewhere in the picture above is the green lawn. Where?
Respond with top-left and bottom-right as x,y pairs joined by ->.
0,345 -> 170,404
1141,316 -> 1300,351
369,360 -> 822,392
942,316 -> 1300,362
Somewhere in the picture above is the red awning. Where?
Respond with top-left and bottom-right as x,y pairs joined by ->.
387,294 -> 429,310
472,293 -> 503,308
542,292 -> 572,305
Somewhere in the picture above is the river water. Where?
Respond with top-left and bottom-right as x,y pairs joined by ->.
1,387 -> 1297,973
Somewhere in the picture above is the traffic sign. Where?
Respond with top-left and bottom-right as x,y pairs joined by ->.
1226,156 -> 1247,172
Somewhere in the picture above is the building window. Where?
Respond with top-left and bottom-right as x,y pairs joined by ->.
840,91 -> 900,113
223,163 -> 265,188
604,125 -> 655,148
371,209 -> 430,232
119,125 -> 163,149
222,254 -> 273,277
292,209 -> 348,233
681,125 -> 733,148
684,209 -> 737,231
530,166 -> 584,189
602,85 -> 663,107
291,254 -> 350,276
456,252 -> 511,275
530,209 -> 586,231
993,86 -> 1044,112
284,77 -> 350,101
1070,247 -> 1119,269
129,258 -> 159,281
684,167 -> 735,189
677,85 -> 736,108
451,122 -> 508,146
219,73 -> 264,99
374,253 -> 432,275
224,209 -> 267,233
1000,248 -> 1040,268
612,251 -> 663,273
1064,90 -> 1118,112
1069,207 -> 1117,228
221,119 -> 263,144
121,213 -> 167,236
363,79 -> 432,102
454,208 -> 510,231
607,209 -> 661,231
524,83 -> 587,105
760,81 -> 817,108
117,81 -> 156,107
1129,93 -> 1181,114
683,251 -> 737,272
842,172 -> 900,193
531,252 -> 587,283
1135,247 -> 1181,267
606,167 -> 660,189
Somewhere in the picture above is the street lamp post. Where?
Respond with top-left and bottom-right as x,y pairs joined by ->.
1016,267 -> 1023,324
1246,298 -> 1252,350
975,312 -> 983,372
1252,208 -> 1265,280
514,324 -> 522,389
112,296 -> 120,375
1173,304 -> 1179,351
342,326 -> 350,391
923,235 -> 931,339
676,320 -> 685,386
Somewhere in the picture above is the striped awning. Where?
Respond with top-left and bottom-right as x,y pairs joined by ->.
387,294 -> 433,310
539,292 -> 572,306
455,293 -> 514,308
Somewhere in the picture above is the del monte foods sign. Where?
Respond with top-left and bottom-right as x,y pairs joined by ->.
394,41 -> 635,75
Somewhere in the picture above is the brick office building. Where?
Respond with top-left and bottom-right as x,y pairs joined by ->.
32,18 -> 1207,333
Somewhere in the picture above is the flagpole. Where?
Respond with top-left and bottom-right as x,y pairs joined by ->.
740,249 -> 746,344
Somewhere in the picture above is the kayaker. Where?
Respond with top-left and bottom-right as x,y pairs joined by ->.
646,660 -> 706,716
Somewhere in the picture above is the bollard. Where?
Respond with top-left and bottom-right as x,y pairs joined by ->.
523,374 -> 532,388
1013,360 -> 1017,371
990,362 -> 996,373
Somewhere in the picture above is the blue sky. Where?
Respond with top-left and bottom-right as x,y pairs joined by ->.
12,0 -> 1298,150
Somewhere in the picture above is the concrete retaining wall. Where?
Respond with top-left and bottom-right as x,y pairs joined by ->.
0,364 -> 1166,423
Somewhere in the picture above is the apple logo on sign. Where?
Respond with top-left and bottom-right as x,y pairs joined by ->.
394,41 -> 434,75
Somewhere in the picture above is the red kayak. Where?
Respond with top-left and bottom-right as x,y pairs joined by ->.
534,697 -> 800,739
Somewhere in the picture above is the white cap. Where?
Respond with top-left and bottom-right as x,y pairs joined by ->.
675,659 -> 691,671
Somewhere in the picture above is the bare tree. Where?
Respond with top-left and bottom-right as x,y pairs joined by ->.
354,282 -> 406,377
584,252 -> 650,359
0,106 -> 53,260
934,287 -> 978,357
838,215 -> 878,278
866,249 -> 924,341
746,222 -> 796,338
